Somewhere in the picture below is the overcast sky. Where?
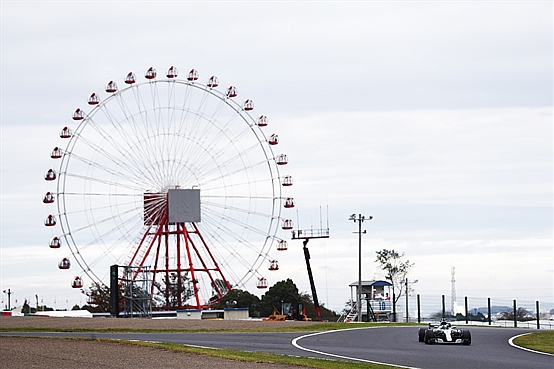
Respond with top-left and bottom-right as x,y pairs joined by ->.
1,1 -> 552,313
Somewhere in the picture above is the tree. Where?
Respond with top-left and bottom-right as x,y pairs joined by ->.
214,289 -> 261,317
260,279 -> 301,316
299,292 -> 337,321
375,249 -> 414,322
152,272 -> 195,309
82,282 -> 111,312
499,307 -> 534,322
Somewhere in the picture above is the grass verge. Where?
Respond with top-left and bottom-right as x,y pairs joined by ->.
512,331 -> 554,355
114,338 -> 401,369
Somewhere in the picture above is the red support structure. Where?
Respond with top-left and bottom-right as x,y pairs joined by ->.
125,194 -> 231,310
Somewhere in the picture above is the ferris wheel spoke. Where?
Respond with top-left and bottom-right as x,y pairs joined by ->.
64,201 -> 141,235
194,134 -> 274,182
202,201 -> 277,241
63,172 -> 146,193
81,117 -> 162,186
63,152 -> 150,190
198,157 -> 273,189
202,195 -> 275,211
69,216 -> 145,274
204,176 -> 273,192
188,108 -> 246,162
189,124 -> 254,174
73,124 -> 148,179
198,219 -> 266,279
95,104 -> 161,178
202,206 -> 271,240
115,89 -> 164,157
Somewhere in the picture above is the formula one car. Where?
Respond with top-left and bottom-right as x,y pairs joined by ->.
418,320 -> 471,345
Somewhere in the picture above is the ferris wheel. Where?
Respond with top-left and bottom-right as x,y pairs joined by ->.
43,66 -> 295,309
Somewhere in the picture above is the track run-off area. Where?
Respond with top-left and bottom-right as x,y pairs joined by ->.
1,326 -> 552,369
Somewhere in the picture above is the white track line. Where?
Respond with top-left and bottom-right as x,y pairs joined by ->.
291,327 -> 421,369
508,333 -> 554,356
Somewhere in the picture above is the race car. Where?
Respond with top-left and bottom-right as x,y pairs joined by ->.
418,320 -> 471,345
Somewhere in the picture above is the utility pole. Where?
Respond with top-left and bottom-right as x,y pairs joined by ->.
405,278 -> 418,322
3,289 -> 12,311
405,278 -> 408,323
349,213 -> 372,322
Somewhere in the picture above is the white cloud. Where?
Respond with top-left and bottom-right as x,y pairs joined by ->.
1,2 -> 552,312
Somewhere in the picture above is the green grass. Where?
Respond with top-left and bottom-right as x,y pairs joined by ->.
512,331 -> 554,355
125,340 -> 401,368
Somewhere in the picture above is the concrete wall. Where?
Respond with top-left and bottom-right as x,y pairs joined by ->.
176,309 -> 202,320
224,308 -> 249,320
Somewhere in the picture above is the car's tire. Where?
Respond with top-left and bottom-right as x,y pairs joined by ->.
425,329 -> 434,344
462,330 -> 471,345
418,328 -> 426,342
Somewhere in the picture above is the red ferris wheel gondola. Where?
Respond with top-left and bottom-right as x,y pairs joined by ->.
124,72 -> 136,84
166,66 -> 178,78
72,108 -> 84,120
71,276 -> 83,288
145,67 -> 157,79
50,147 -> 62,159
43,191 -> 55,204
226,86 -> 237,98
257,115 -> 268,127
268,260 -> 279,271
88,93 -> 100,105
44,214 -> 56,226
58,258 -> 70,269
257,277 -> 268,289
282,219 -> 293,230
281,175 -> 293,186
276,239 -> 288,251
187,69 -> 199,81
44,169 -> 56,181
105,80 -> 117,93
49,236 -> 61,249
284,197 -> 295,208
60,126 -> 72,138
207,75 -> 218,88
268,134 -> 279,145
276,154 -> 288,165
243,99 -> 254,111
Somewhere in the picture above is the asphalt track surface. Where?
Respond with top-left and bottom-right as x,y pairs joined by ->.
2,326 -> 552,369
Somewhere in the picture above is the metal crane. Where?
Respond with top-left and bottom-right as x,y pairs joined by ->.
291,228 -> 329,322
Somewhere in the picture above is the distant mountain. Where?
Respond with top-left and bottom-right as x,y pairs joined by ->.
468,306 -> 512,315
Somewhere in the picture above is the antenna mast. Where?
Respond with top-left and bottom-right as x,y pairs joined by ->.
451,266 -> 456,314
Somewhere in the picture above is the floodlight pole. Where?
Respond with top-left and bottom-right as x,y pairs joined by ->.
349,214 -> 372,322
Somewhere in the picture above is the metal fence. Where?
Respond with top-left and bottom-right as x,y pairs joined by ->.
397,294 -> 553,330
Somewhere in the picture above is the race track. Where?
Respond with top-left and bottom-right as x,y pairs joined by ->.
2,326 -> 552,369
292,326 -> 552,369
